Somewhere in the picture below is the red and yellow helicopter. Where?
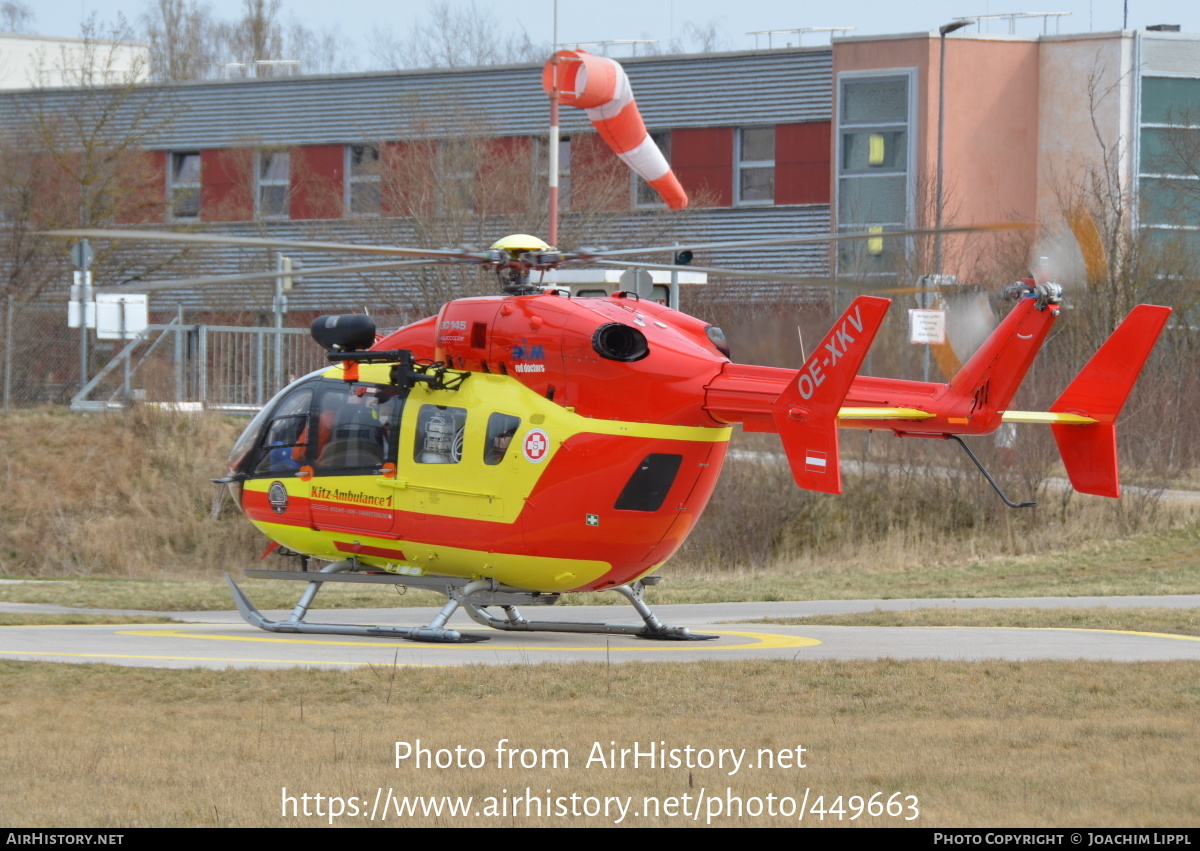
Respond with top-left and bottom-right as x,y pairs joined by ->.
54,50 -> 1172,643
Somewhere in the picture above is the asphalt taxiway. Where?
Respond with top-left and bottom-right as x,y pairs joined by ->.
1,595 -> 1197,670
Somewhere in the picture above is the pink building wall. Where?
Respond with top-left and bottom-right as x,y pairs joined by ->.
833,34 -> 1042,278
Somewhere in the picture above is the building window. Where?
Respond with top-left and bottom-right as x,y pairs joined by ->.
346,145 -> 381,217
1139,76 -> 1200,255
836,72 -> 914,271
736,127 -> 775,204
168,152 -> 201,220
257,150 -> 290,219
633,131 -> 670,207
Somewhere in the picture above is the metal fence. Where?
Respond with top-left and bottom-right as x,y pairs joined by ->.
0,299 -> 334,413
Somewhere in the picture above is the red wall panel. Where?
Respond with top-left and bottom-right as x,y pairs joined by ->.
291,145 -> 344,220
569,132 -> 627,212
115,149 -> 166,224
201,148 -> 254,222
380,140 -> 437,217
775,122 -> 831,205
476,137 -> 533,215
672,127 -> 733,207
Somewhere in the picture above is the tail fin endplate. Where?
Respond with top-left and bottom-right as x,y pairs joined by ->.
771,296 -> 891,493
1050,304 -> 1171,498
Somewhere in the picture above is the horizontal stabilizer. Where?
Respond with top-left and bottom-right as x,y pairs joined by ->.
772,296 -> 890,493
839,407 -> 934,420
1001,411 -> 1098,425
1050,304 -> 1171,497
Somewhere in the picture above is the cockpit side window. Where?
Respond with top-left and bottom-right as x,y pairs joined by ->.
314,383 -> 402,475
250,387 -> 313,477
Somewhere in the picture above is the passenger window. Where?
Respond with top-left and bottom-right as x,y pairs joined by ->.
314,384 -> 402,474
484,413 -> 521,465
414,405 -> 467,464
252,387 -> 313,476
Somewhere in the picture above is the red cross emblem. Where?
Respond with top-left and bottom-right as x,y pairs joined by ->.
522,428 -> 550,463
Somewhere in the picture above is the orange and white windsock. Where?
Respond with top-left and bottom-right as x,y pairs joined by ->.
543,50 -> 688,210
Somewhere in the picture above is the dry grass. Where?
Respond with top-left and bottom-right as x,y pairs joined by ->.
0,407 -> 260,577
757,607 -> 1200,636
0,659 -> 1195,827
3,525 -> 1199,612
0,578 -> 444,611
677,437 -> 1200,573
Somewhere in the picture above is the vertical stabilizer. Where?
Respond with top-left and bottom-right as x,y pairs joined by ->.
771,296 -> 890,493
1050,304 -> 1171,497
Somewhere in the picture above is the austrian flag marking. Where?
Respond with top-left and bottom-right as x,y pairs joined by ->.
522,428 -> 550,463
804,450 -> 827,473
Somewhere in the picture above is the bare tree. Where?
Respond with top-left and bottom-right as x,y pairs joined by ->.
215,0 -> 284,75
367,0 -> 546,71
659,20 -> 729,55
141,0 -> 351,80
0,16 -> 181,300
1044,63 -> 1185,336
141,0 -> 221,83
1031,61 -> 1200,478
282,19 -> 350,75
293,99 -> 695,318
0,0 -> 33,33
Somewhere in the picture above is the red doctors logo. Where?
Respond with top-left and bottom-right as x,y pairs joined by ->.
522,428 -> 550,463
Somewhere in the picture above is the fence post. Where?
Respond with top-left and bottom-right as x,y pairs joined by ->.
198,323 -> 208,407
256,328 -> 264,405
3,295 -> 11,412
120,300 -> 131,402
174,306 -> 184,404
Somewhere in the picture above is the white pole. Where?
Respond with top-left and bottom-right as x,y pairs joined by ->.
548,0 -> 560,247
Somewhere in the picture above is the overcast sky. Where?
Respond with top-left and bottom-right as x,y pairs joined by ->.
24,0 -> 1200,60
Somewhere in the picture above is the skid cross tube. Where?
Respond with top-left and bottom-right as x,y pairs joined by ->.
461,580 -> 717,640
229,568 -> 714,642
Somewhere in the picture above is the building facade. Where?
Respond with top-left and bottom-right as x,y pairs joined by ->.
833,28 -> 1200,279
2,27 -> 1198,310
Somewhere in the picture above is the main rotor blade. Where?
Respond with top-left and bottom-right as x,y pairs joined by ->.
593,258 -> 854,286
94,259 -> 444,293
43,229 -> 490,262
594,260 -> 981,293
585,222 -> 1033,259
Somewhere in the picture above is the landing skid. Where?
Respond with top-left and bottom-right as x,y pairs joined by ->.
226,561 -> 718,643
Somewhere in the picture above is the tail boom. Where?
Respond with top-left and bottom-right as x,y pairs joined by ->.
703,293 -> 1169,501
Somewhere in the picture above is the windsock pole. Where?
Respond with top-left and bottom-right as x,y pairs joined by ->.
547,4 -> 560,247
548,66 -> 559,247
